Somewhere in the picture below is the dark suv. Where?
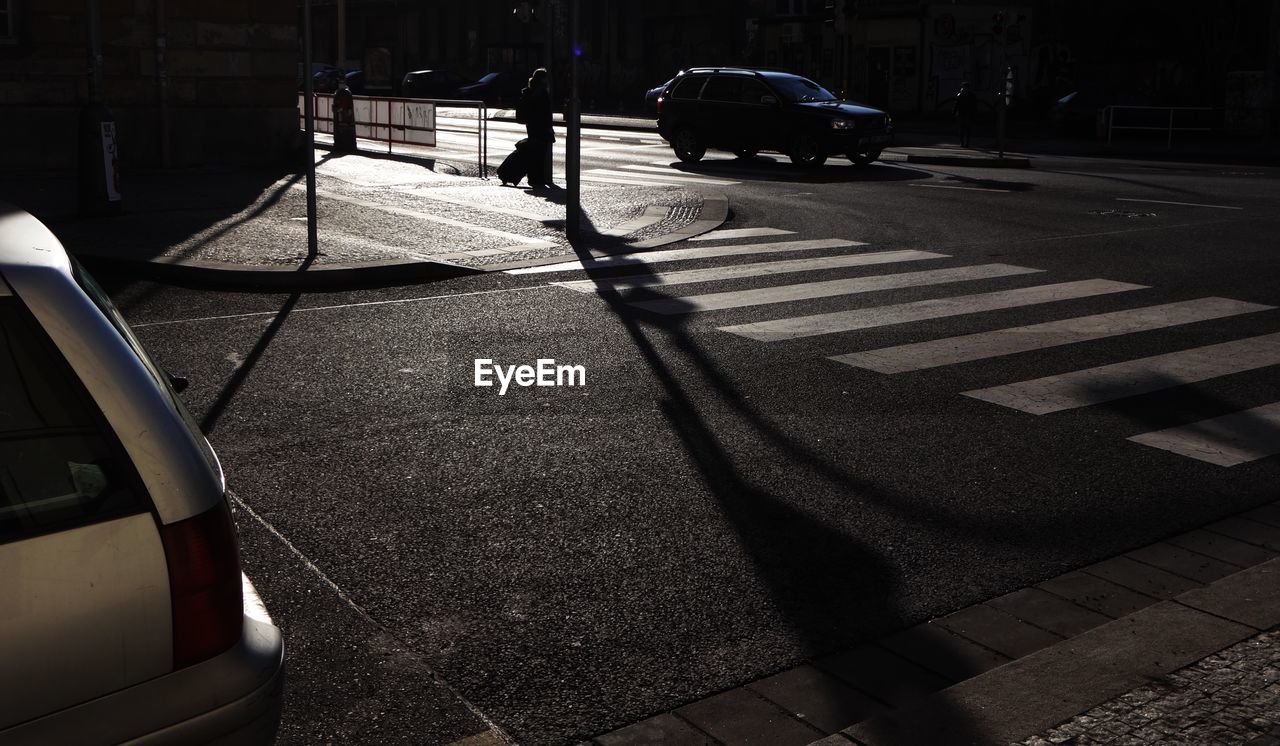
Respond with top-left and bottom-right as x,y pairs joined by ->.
656,67 -> 893,167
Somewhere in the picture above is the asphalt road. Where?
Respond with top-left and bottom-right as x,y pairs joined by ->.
100,140 -> 1280,745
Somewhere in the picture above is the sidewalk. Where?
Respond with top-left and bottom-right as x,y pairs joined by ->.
0,145 -> 726,289
593,504 -> 1280,746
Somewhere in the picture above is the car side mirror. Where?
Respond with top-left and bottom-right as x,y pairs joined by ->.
761,95 -> 778,106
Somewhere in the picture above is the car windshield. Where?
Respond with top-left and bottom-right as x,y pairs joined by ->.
478,73 -> 499,84
769,76 -> 838,103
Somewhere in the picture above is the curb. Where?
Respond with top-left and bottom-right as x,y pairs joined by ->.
74,252 -> 482,291
898,153 -> 1032,169
72,191 -> 729,289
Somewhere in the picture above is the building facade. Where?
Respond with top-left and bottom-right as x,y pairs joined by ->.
2,0 -> 298,173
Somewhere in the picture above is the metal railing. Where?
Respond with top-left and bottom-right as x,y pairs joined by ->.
298,93 -> 488,176
1106,105 -> 1215,148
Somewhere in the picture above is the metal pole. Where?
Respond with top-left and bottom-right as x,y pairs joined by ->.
302,0 -> 318,261
565,0 -> 580,244
337,0 -> 347,69
88,0 -> 103,103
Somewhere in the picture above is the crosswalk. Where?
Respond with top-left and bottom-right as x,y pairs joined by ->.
432,124 -> 741,189
527,231 -> 1280,467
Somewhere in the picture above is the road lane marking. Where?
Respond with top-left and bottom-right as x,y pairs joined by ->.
130,286 -> 554,328
584,168 -> 739,185
963,331 -> 1280,415
1128,402 -> 1280,466
506,238 -> 867,275
690,227 -> 796,241
627,264 -> 1044,315
830,297 -> 1272,371
912,184 -> 1011,193
722,279 -> 1146,343
554,251 -> 948,292
1115,198 -> 1243,210
579,143 -> 672,154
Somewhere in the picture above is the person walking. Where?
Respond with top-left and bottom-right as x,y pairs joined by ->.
517,68 -> 556,188
953,81 -> 977,148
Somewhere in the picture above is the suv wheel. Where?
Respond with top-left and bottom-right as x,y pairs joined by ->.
788,135 -> 827,167
733,148 -> 759,160
673,128 -> 706,163
848,148 -> 883,166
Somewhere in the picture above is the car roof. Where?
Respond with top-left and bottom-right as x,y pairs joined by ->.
0,203 -> 73,276
680,66 -> 800,79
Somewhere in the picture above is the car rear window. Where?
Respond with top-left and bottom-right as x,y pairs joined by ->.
71,261 -> 221,481
0,297 -> 148,543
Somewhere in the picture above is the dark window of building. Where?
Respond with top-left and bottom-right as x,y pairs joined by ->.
0,1 -> 13,43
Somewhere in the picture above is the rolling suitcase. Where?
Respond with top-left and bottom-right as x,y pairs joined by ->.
497,139 -> 528,186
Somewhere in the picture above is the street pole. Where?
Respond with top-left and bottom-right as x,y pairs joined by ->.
996,29 -> 1007,160
565,0 -> 581,244
337,0 -> 346,69
302,0 -> 318,261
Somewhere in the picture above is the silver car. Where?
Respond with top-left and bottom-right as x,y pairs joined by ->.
0,204 -> 284,744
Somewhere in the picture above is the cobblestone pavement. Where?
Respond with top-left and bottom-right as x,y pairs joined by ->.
39,150 -> 706,271
1018,628 -> 1280,746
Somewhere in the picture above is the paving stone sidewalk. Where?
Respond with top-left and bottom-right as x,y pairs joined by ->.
596,502 -> 1280,746
8,148 -> 709,276
1019,628 -> 1280,746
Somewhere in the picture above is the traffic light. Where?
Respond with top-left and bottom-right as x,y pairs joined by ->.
992,10 -> 1005,36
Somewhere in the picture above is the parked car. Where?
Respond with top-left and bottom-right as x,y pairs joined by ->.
313,66 -> 344,93
401,69 -> 468,100
458,71 -> 524,106
644,76 -> 676,115
656,67 -> 893,167
299,63 -> 340,90
343,69 -> 365,94
0,204 -> 284,745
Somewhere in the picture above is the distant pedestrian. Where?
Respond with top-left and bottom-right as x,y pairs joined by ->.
953,81 -> 977,148
517,68 -> 556,188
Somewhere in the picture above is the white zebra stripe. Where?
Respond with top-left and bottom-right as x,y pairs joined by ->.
629,264 -> 1045,315
963,331 -> 1280,415
831,296 -> 1270,372
1128,402 -> 1280,466
554,251 -> 947,292
725,279 -> 1145,343
690,227 -> 797,241
507,238 -> 867,275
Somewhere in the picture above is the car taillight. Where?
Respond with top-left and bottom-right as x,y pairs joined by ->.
160,500 -> 243,668
656,95 -> 665,115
